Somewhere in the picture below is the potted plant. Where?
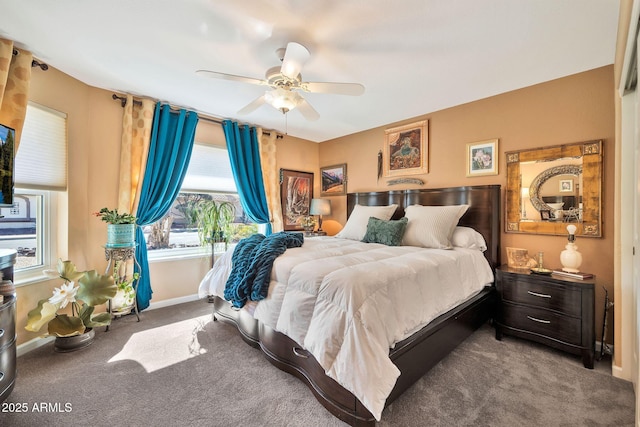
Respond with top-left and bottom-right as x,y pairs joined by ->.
196,199 -> 235,267
94,207 -> 137,247
25,259 -> 117,351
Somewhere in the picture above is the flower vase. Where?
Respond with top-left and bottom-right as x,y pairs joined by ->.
54,329 -> 95,353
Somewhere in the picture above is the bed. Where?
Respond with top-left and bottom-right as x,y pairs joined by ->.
200,185 -> 501,426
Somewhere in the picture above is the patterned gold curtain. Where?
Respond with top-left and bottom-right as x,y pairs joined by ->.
0,38 -> 33,151
258,129 -> 283,232
117,94 -> 155,214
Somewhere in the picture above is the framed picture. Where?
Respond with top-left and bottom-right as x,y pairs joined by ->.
559,179 -> 573,192
320,163 -> 347,196
280,168 -> 313,231
466,139 -> 499,177
540,209 -> 551,220
383,120 -> 428,177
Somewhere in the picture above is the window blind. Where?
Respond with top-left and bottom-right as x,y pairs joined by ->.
181,143 -> 237,193
15,102 -> 67,190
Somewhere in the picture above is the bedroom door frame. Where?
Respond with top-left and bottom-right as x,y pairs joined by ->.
618,2 -> 640,421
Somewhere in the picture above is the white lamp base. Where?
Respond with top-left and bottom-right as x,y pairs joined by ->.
560,243 -> 582,273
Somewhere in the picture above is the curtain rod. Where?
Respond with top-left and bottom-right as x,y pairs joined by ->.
12,49 -> 48,70
111,93 -> 282,138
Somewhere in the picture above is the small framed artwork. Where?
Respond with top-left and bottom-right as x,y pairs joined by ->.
320,163 -> 347,196
540,209 -> 551,220
559,179 -> 573,192
466,139 -> 499,177
280,168 -> 313,231
383,120 -> 428,177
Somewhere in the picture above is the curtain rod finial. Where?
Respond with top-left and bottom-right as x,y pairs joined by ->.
112,94 -> 126,107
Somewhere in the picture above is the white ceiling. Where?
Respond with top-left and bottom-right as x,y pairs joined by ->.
0,0 -> 620,142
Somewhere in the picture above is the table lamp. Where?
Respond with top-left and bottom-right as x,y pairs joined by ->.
310,199 -> 331,232
560,224 -> 582,272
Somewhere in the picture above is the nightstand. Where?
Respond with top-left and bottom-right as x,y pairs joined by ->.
494,266 -> 595,369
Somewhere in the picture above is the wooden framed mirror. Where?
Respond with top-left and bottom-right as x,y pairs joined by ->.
505,140 -> 603,237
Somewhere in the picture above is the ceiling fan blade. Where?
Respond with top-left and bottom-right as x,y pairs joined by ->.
196,70 -> 267,86
302,81 -> 365,96
296,99 -> 320,121
238,95 -> 267,115
280,42 -> 310,79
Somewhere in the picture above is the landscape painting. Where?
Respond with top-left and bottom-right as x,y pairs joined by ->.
320,164 -> 347,196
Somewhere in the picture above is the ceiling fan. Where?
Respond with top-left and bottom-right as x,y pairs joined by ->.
196,42 -> 365,121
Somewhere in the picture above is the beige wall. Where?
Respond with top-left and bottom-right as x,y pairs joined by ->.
14,67 -> 315,346
319,66 -> 615,343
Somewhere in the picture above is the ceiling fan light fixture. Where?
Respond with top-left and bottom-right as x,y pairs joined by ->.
265,87 -> 302,113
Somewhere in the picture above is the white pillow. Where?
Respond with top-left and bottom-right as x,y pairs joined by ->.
336,204 -> 399,241
401,204 -> 469,249
452,226 -> 487,251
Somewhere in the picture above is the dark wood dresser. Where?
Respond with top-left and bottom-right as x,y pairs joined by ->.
494,266 -> 595,368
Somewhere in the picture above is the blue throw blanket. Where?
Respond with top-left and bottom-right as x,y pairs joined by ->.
224,232 -> 304,308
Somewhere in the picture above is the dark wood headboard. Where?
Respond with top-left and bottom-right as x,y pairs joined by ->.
346,185 -> 501,269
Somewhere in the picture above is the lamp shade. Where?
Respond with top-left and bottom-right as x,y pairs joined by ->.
264,88 -> 302,112
310,199 -> 331,216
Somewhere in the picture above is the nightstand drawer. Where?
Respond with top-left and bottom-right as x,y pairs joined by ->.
501,278 -> 581,317
502,302 -> 581,346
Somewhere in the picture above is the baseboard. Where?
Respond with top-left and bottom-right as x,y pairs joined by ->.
17,294 -> 202,357
612,363 -> 626,379
146,293 -> 201,311
17,336 -> 55,357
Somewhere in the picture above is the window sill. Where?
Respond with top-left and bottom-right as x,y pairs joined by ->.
147,248 -> 212,263
15,271 -> 53,288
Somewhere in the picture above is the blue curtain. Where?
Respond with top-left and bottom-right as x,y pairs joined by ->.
223,120 -> 272,235
134,103 -> 199,310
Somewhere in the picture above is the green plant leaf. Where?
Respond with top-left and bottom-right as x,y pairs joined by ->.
57,259 -> 85,282
78,303 -> 112,328
86,312 -> 112,328
25,299 -> 58,332
78,303 -> 94,327
77,270 -> 117,306
48,314 -> 85,337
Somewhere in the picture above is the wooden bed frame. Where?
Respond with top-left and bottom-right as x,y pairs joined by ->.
212,185 -> 501,426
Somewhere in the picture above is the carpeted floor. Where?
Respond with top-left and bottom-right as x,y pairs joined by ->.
1,299 -> 635,426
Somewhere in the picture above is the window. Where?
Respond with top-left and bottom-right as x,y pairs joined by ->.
0,103 -> 67,283
146,143 -> 257,259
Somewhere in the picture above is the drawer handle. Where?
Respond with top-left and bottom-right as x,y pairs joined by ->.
527,291 -> 551,298
527,315 -> 551,324
0,329 -> 4,338
292,347 -> 309,359
0,372 -> 3,381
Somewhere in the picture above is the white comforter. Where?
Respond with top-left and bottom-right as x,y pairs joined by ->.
198,236 -> 494,420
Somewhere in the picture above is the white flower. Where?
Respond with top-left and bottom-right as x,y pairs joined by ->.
49,281 -> 79,309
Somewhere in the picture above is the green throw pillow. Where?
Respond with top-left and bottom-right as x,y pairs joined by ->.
361,217 -> 408,246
